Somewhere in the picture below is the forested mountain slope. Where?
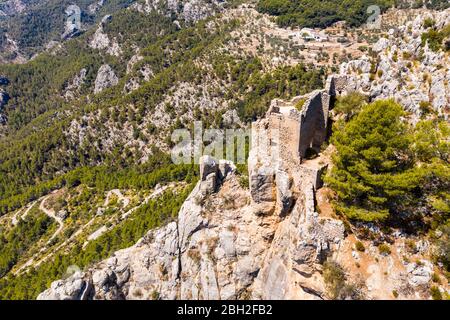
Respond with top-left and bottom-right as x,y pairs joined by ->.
0,0 -> 448,300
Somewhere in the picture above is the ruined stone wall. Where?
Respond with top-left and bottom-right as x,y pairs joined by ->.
297,90 -> 329,159
269,113 -> 301,166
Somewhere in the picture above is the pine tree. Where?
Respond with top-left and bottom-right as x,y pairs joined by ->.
326,100 -> 421,221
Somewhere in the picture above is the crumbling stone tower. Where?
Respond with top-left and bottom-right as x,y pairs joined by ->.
248,75 -> 344,215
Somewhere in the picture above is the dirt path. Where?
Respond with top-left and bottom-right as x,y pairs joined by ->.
11,200 -> 38,226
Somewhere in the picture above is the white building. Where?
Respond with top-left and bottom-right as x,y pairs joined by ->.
299,28 -> 329,42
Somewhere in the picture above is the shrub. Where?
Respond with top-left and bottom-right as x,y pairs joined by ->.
239,175 -> 249,189
133,289 -> 143,297
323,261 -> 346,299
423,18 -> 435,29
412,0 -> 423,8
421,24 -> 450,52
151,290 -> 160,300
323,260 -> 364,300
432,273 -> 441,284
333,92 -> 368,120
419,101 -> 433,114
406,239 -> 417,253
392,290 -> 399,298
430,286 -> 442,300
295,98 -> 307,111
355,241 -> 366,252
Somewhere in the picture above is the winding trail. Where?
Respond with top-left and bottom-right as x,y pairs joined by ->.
20,200 -> 38,221
39,194 -> 64,243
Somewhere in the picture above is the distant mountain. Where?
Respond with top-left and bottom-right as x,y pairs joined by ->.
0,0 -> 136,63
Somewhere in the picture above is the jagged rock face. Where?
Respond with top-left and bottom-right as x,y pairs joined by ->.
38,156 -> 277,300
338,9 -> 450,117
89,16 -> 122,57
64,69 -> 87,100
252,185 -> 345,300
37,151 -> 345,300
61,24 -> 82,41
94,64 -> 119,94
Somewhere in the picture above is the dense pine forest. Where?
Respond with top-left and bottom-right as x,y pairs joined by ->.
257,0 -> 450,28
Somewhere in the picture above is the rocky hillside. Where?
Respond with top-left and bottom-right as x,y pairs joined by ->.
38,47 -> 450,299
339,9 -> 449,116
0,0 -> 225,64
0,2 -> 448,300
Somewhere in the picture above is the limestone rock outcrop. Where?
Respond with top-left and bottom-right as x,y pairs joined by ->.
89,16 -> 122,57
37,271 -> 92,300
407,260 -> 433,287
337,9 -> 450,117
94,64 -> 119,94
